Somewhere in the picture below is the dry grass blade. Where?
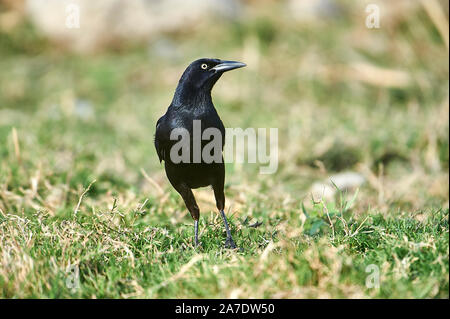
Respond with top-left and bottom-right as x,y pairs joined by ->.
73,179 -> 96,217
140,168 -> 164,196
11,127 -> 21,164
421,0 -> 449,50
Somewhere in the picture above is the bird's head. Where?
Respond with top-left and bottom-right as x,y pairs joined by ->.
173,58 -> 246,106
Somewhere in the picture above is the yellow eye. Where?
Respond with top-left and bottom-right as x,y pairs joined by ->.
201,63 -> 208,70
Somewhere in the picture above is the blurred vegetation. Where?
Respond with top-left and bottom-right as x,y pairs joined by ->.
0,0 -> 448,298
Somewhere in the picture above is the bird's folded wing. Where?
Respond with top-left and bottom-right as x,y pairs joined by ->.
154,116 -> 168,163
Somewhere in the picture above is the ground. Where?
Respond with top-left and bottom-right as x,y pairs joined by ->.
0,1 -> 448,298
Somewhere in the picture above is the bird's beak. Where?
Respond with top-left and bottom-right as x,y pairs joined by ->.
211,60 -> 246,73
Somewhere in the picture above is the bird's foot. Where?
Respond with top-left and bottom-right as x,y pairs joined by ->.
224,237 -> 237,249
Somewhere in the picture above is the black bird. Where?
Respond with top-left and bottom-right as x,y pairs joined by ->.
154,58 -> 246,248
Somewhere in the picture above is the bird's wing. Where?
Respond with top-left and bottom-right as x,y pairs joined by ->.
154,115 -> 167,163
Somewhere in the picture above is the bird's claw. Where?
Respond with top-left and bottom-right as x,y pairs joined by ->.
225,237 -> 237,249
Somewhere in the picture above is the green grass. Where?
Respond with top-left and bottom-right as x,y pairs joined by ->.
0,1 -> 448,298
0,195 -> 447,298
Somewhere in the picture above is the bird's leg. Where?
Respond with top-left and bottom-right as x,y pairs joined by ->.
213,173 -> 237,249
220,210 -> 236,249
194,219 -> 199,247
174,183 -> 201,247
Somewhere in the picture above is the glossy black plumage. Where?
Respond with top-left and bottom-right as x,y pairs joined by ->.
154,58 -> 246,248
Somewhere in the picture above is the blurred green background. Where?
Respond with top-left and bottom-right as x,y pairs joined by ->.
0,0 -> 448,298
1,0 -> 448,207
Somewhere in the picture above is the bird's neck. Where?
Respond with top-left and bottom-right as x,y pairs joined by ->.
172,81 -> 214,109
